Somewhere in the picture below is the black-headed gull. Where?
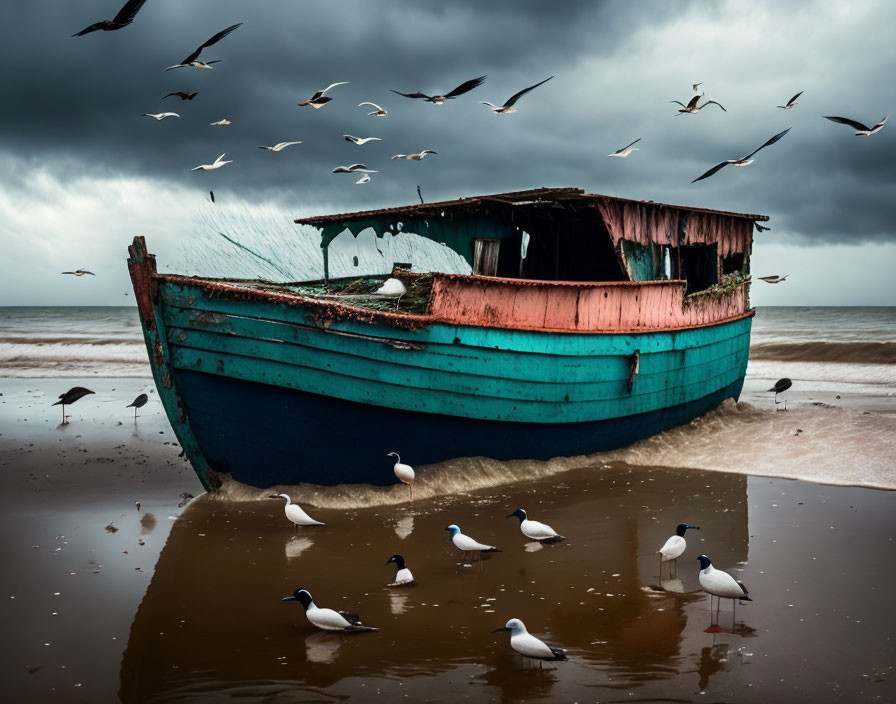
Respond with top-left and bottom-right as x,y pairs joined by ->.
506,509 -> 564,542
282,589 -> 378,632
657,523 -> 699,578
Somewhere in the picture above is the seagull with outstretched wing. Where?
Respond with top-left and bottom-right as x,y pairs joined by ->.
72,0 -> 147,37
165,23 -> 243,71
692,128 -> 790,183
608,137 -> 642,158
481,76 -> 553,114
358,101 -> 387,116
298,82 -> 349,108
823,115 -> 886,136
391,76 -> 486,104
777,91 -> 803,110
671,94 -> 726,114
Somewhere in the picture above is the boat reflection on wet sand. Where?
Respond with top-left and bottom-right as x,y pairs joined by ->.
119,464 -> 754,702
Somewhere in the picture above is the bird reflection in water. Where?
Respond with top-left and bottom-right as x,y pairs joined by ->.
389,593 -> 410,615
393,514 -> 414,540
697,639 -> 731,692
285,537 -> 314,561
139,512 -> 157,535
304,632 -> 344,665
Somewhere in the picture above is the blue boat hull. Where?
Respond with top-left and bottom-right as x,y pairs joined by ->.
176,369 -> 744,487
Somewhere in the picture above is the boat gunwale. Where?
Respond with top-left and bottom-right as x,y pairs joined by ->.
156,272 -> 755,335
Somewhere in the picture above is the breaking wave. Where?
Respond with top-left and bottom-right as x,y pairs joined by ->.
751,341 -> 896,364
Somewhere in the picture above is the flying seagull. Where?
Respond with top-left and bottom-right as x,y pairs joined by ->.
391,75 -> 486,104
72,0 -> 147,37
344,135 -> 382,146
126,393 -> 148,420
209,119 -> 231,126
164,91 -> 198,101
480,75 -> 554,114
692,82 -> 703,92
492,619 -> 567,662
355,173 -> 371,184
757,274 -> 788,284
190,154 -> 231,171
332,164 -> 376,173
359,101 -> 387,116
823,115 -> 886,136
142,112 -> 179,121
387,452 -> 415,500
657,523 -> 699,579
281,589 -> 378,632
671,94 -> 726,114
385,554 -> 415,586
697,554 -> 752,625
391,150 -> 437,160
165,23 -> 242,71
506,509 -> 565,543
53,387 -> 95,424
777,91 -> 803,110
692,128 -> 790,183
298,82 -> 349,108
268,493 -> 325,532
62,269 -> 95,276
608,137 -> 642,158
754,223 -> 771,232
258,141 -> 302,152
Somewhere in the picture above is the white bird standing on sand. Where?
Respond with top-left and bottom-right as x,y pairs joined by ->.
757,274 -> 788,284
355,173 -> 371,184
332,164 -> 377,173
608,137 -> 641,158
258,141 -> 302,152
387,452 -> 415,499
657,523 -> 699,578
392,150 -> 437,160
823,115 -> 886,136
190,154 -> 232,171
697,555 -> 751,624
359,101 -> 387,116
692,128 -> 790,183
142,112 -> 180,120
480,75 -> 554,114
506,509 -> 565,542
209,118 -> 231,126
268,493 -> 325,532
344,135 -> 383,146
386,554 -> 415,586
164,23 -> 242,71
281,589 -> 378,632
671,94 -> 726,114
492,619 -> 567,662
298,82 -> 349,108
777,91 -> 803,110
445,524 -> 501,562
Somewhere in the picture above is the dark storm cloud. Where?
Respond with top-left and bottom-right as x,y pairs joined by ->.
1,0 -> 894,243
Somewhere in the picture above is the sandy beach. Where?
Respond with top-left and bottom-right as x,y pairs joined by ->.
2,376 -> 895,703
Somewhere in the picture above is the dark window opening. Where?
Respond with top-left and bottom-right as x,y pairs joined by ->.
679,244 -> 718,294
721,252 -> 745,275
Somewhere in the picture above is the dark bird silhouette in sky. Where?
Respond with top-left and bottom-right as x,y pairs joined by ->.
62,269 -> 95,276
53,387 -> 95,424
777,91 -> 803,109
298,82 -> 349,109
692,128 -> 790,182
480,75 -> 554,114
164,91 -> 198,101
72,0 -> 148,37
165,23 -> 243,71
823,115 -> 886,136
391,75 -> 486,104
671,94 -> 726,114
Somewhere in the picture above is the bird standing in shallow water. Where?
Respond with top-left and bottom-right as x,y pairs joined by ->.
697,554 -> 751,626
445,524 -> 500,564
282,589 -> 378,632
492,619 -> 567,663
268,493 -> 325,532
769,377 -> 792,409
657,523 -> 699,578
126,393 -> 148,420
387,452 -> 415,499
506,509 -> 564,542
53,387 -> 95,424
385,554 -> 415,586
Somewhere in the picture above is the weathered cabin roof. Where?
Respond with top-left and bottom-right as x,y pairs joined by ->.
294,187 -> 770,229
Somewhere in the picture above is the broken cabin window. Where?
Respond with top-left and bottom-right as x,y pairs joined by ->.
473,239 -> 501,276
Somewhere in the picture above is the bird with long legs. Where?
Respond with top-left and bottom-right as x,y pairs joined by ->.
445,524 -> 500,566
268,493 -> 325,532
53,387 -> 95,425
671,94 -> 726,114
608,137 -> 641,158
492,619 -> 567,666
281,589 -> 377,632
72,0 -> 147,36
391,76 -> 486,104
823,115 -> 886,136
768,377 -> 792,409
506,509 -> 564,543
657,523 -> 699,579
480,75 -> 553,114
164,23 -> 242,71
692,128 -> 790,182
126,393 -> 147,421
777,91 -> 803,109
387,452 -> 415,499
298,82 -> 349,108
697,555 -> 751,628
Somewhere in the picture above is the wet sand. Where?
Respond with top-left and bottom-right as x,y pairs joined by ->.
2,379 -> 895,703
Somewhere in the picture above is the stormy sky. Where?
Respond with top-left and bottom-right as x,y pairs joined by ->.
1,0 -> 894,306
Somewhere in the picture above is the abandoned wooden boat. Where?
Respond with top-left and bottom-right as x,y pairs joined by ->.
128,187 -> 766,491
